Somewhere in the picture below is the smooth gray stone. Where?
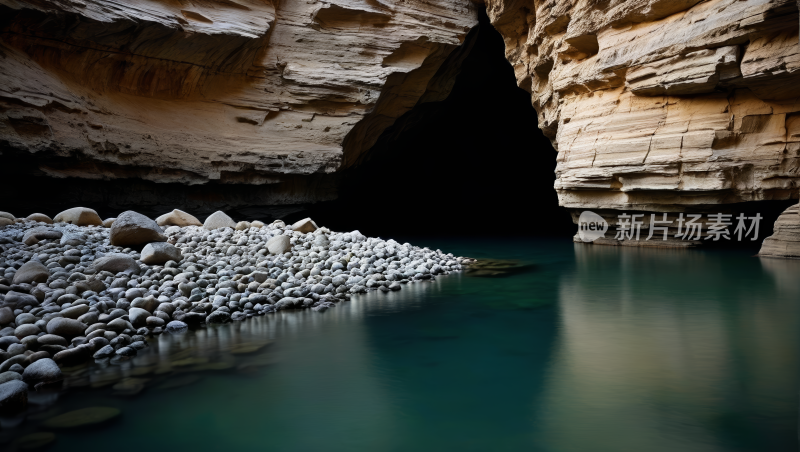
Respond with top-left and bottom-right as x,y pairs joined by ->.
37,334 -> 67,346
12,261 -> 49,285
92,345 -> 114,359
165,321 -> 188,333
109,210 -> 166,247
46,318 -> 86,339
22,358 -> 62,384
141,242 -> 182,265
0,379 -> 27,414
0,371 -> 21,385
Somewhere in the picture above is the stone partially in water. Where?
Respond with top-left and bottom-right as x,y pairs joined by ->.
0,380 -> 27,414
13,432 -> 56,450
156,375 -> 201,390
230,342 -> 272,355
463,259 -> 535,277
22,358 -> 62,385
165,321 -> 188,333
112,377 -> 148,396
43,407 -> 121,428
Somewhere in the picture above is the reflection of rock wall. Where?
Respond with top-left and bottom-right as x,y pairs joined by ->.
534,244 -> 800,451
485,0 -> 800,222
0,0 -> 477,192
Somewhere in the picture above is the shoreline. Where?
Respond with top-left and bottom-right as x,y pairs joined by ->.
0,207 -> 465,413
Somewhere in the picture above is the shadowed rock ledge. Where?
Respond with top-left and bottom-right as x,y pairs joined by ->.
0,0 -> 478,191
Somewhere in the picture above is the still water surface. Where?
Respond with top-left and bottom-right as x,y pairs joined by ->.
11,238 -> 800,451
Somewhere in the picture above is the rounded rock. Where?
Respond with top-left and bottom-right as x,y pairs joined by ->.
53,207 -> 103,226
203,211 -> 236,230
140,242 -> 182,265
156,209 -> 202,227
14,324 -> 40,339
46,318 -> 87,339
12,261 -> 50,285
43,407 -> 121,429
22,358 -> 62,384
110,211 -> 167,247
26,213 -> 53,224
165,320 -> 188,333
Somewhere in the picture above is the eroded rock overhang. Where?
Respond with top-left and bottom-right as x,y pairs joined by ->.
0,0 -> 478,196
484,0 -> 800,216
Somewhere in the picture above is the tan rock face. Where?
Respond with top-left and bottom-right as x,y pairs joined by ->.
0,0 -> 478,184
759,204 -> 800,258
484,0 -> 800,214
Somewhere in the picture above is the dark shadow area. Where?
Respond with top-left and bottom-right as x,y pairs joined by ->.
297,10 -> 572,238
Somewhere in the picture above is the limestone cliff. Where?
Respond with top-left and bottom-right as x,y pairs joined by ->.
485,0 -> 800,219
0,0 -> 477,189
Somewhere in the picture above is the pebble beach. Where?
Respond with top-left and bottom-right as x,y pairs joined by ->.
0,207 -> 467,413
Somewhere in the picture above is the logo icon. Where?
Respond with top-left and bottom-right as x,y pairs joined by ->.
578,211 -> 608,242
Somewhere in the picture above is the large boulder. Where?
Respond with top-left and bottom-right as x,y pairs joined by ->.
22,358 -> 62,385
23,227 -> 62,245
12,261 -> 49,285
140,242 -> 182,265
110,211 -> 166,247
0,218 -> 13,227
156,209 -> 202,227
46,318 -> 87,339
26,213 -> 53,224
53,207 -> 102,226
0,380 -> 27,414
267,235 -> 291,255
0,212 -> 14,221
90,253 -> 140,275
292,217 -> 318,233
204,211 -> 236,230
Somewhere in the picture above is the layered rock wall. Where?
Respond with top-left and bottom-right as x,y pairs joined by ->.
485,0 -> 800,219
0,0 -> 477,190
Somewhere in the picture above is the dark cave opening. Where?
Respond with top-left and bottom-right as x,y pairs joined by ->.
0,9 -> 570,238
298,10 -> 572,238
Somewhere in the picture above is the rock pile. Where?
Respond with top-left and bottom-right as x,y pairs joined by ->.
0,207 -> 465,412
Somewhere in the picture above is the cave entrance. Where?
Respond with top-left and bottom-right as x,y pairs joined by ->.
302,10 -> 572,238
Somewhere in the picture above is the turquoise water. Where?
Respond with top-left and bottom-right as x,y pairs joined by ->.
9,238 -> 800,451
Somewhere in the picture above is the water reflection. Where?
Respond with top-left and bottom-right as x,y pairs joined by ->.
1,240 -> 797,452
536,244 -> 800,452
